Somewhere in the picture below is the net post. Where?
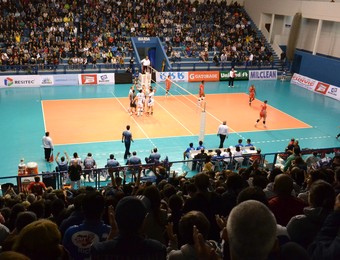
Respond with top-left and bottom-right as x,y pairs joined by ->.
199,101 -> 206,142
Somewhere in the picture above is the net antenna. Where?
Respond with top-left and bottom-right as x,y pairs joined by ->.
199,102 -> 206,142
148,66 -> 207,142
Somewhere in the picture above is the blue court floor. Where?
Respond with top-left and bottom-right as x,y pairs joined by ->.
0,79 -> 339,184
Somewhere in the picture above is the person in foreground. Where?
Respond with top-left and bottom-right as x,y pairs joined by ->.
167,210 -> 222,260
226,200 -> 309,260
91,196 -> 167,259
308,193 -> 340,259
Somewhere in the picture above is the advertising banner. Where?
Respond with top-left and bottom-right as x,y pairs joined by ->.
188,71 -> 220,82
291,73 -> 340,101
220,70 -> 249,81
0,75 -> 41,88
78,74 -> 98,85
97,73 -> 115,85
249,70 -> 277,80
40,75 -> 54,86
291,73 -> 317,91
53,74 -> 79,86
325,85 -> 340,101
156,72 -> 188,82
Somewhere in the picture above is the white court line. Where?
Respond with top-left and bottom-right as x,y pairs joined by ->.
42,97 -> 116,102
55,134 -> 333,147
269,105 -> 313,128
155,100 -> 195,135
41,100 -> 47,133
110,91 -> 156,148
152,80 -> 244,138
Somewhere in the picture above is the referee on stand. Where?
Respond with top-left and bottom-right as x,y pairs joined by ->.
217,121 -> 229,148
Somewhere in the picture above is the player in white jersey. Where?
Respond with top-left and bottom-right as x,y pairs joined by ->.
147,87 -> 156,115
135,89 -> 145,116
142,84 -> 149,112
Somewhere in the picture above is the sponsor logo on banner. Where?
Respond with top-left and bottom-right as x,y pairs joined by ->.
249,70 -> 277,80
291,73 -> 317,91
188,71 -> 219,82
97,73 -> 115,84
100,74 -> 108,81
156,72 -> 188,82
326,86 -> 340,101
54,74 -> 79,86
0,75 -> 39,88
220,71 -> 249,81
81,74 -> 97,85
327,87 -> 337,96
291,73 -> 340,101
4,77 -> 13,87
314,82 -> 329,94
40,76 -> 54,85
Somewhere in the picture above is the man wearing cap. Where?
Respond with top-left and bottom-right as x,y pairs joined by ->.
91,196 -> 166,259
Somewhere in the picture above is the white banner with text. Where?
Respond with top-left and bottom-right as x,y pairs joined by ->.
291,73 -> 340,101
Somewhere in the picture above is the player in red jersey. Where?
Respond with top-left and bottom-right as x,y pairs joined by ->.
255,100 -> 268,127
165,75 -> 171,97
249,84 -> 256,106
198,80 -> 205,106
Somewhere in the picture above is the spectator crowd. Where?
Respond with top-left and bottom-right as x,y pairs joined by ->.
0,1 -> 338,259
0,135 -> 339,259
0,0 -> 274,72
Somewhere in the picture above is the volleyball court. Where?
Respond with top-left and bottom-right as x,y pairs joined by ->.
147,67 -> 311,139
43,67 -> 311,146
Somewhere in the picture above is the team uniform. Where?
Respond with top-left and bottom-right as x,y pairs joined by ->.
198,81 -> 205,106
260,103 -> 267,118
146,88 -> 156,115
255,100 -> 268,127
142,85 -> 149,111
135,91 -> 145,116
129,91 -> 136,115
249,85 -> 256,105
165,76 -> 171,96
199,83 -> 205,98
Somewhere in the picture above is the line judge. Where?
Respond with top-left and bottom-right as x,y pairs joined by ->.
217,121 -> 229,148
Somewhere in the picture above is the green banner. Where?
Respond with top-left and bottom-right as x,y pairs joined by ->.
220,70 -> 249,81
